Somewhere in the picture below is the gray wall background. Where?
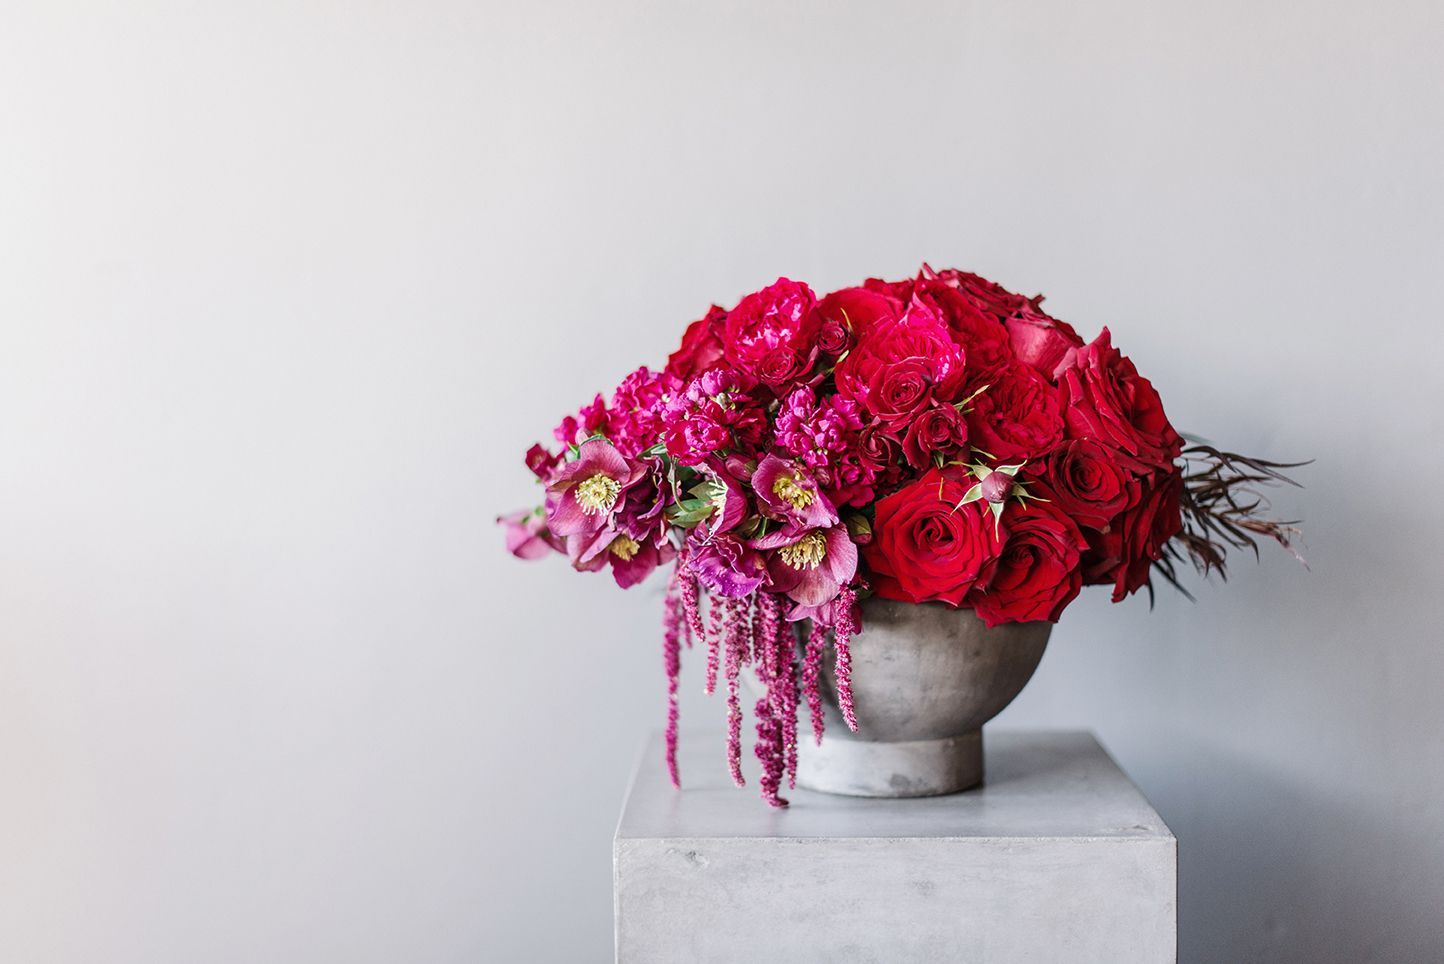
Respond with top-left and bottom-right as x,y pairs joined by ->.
2,1 -> 1442,961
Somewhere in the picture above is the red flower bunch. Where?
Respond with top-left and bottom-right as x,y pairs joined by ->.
502,266 -> 1300,805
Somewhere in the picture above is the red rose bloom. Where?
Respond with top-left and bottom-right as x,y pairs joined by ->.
927,267 -> 1032,319
910,277 -> 1013,387
965,362 -> 1065,463
814,286 -> 901,340
901,402 -> 969,469
864,470 -> 1002,606
1080,469 -> 1184,601
1041,438 -> 1140,530
666,305 -> 727,380
722,278 -> 818,381
755,345 -> 813,391
1005,303 -> 1083,377
968,497 -> 1088,626
1055,328 -> 1183,470
834,301 -> 967,425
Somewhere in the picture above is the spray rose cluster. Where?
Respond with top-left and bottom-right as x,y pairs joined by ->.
503,266 -> 1188,805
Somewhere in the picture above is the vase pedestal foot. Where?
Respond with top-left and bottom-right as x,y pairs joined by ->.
795,728 -> 983,798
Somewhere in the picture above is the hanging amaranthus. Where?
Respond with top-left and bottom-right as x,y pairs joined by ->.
660,565 -> 858,807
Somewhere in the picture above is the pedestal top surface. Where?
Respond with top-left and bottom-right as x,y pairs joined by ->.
616,729 -> 1172,842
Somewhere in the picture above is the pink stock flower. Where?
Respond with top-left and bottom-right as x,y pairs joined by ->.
661,369 -> 767,466
772,386 -> 866,473
553,393 -> 608,449
607,366 -> 677,457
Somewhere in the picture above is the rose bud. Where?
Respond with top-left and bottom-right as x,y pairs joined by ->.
980,471 -> 1013,504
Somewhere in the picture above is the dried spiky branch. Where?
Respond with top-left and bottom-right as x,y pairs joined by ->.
1152,445 -> 1309,601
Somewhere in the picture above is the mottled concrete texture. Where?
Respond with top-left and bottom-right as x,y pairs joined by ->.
615,730 -> 1176,963
790,599 -> 1052,797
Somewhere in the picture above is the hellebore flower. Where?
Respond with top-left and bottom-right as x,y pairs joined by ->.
687,532 -> 769,598
697,458 -> 749,537
497,508 -> 562,560
752,454 -> 839,529
566,527 -> 672,589
753,524 -> 858,608
545,438 -> 644,537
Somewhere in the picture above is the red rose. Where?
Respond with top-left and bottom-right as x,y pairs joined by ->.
814,286 -> 901,340
901,403 -> 969,469
1005,303 -> 1083,377
834,301 -> 967,424
666,305 -> 727,380
722,278 -> 818,380
965,363 -> 1064,463
871,357 -> 935,424
858,424 -> 905,494
926,267 -> 1032,319
815,318 -> 851,355
1055,328 -> 1183,470
1040,438 -> 1140,530
756,345 -> 814,392
1080,469 -> 1184,601
911,277 -> 1014,388
968,497 -> 1088,626
861,276 -> 917,302
864,470 -> 1002,606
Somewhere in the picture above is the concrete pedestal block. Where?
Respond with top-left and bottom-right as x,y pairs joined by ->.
614,730 -> 1176,963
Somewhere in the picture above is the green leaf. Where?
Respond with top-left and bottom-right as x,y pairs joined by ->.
665,498 -> 715,527
954,482 -> 984,510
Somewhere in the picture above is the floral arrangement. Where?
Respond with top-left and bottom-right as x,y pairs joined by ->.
502,267 -> 1301,807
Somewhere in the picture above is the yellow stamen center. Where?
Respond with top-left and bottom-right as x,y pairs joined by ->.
779,531 -> 828,570
609,535 -> 641,561
771,473 -> 815,510
576,474 -> 621,515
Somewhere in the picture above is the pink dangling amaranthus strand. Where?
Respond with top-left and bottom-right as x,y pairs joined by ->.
679,560 -> 703,650
833,586 -> 860,732
659,556 -> 843,806
770,601 -> 801,788
661,568 -> 684,788
751,591 -> 788,806
802,619 -> 828,746
703,591 -> 723,695
722,595 -> 747,787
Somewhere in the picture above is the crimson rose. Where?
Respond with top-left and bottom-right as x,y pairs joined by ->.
666,305 -> 727,380
1056,329 -> 1183,470
901,402 -> 969,469
1041,438 -> 1140,530
865,470 -> 1001,606
834,301 -> 967,425
1006,303 -> 1083,376
1081,470 -> 1184,601
969,497 -> 1088,626
965,362 -> 1065,463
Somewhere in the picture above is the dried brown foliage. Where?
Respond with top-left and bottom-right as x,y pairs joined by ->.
1152,444 -> 1308,602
